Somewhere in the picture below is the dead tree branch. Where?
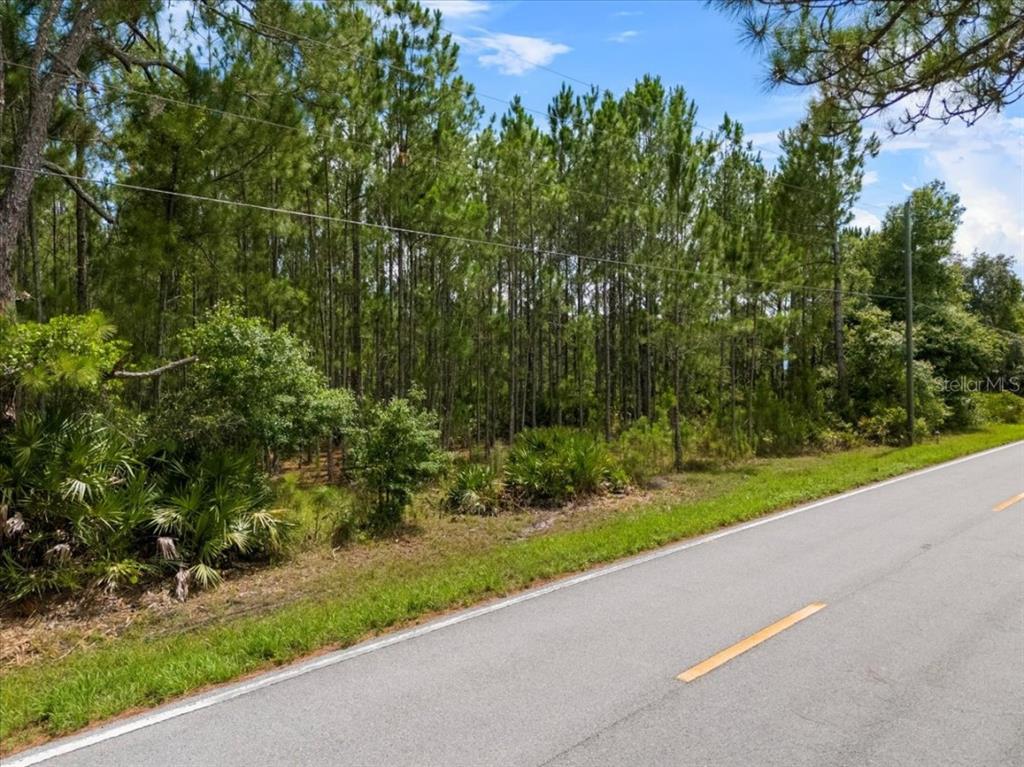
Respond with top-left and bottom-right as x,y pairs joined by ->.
109,356 -> 197,380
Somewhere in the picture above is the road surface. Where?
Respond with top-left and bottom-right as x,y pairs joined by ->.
8,441 -> 1023,766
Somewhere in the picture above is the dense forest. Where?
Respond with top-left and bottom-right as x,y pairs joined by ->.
2,1 -> 1023,600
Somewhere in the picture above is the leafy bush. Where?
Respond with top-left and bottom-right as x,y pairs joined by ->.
1,313 -> 129,454
443,463 -> 502,516
0,415 -> 291,603
813,426 -> 862,452
505,427 -> 623,506
857,399 -> 946,445
0,309 -> 316,603
916,306 -> 1003,429
348,398 -> 447,530
857,407 -> 913,446
308,388 -> 358,446
845,307 -> 950,443
0,312 -> 126,401
164,306 -> 355,459
746,376 -> 824,455
943,391 -> 984,431
0,313 -> 165,600
978,391 -> 1024,424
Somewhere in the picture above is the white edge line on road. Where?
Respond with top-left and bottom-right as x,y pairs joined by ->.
6,438 -> 1021,767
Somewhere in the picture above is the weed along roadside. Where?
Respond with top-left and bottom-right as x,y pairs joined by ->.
2,425 -> 1022,755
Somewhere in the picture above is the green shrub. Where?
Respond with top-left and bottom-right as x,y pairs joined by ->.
857,407 -> 911,445
978,391 -> 1024,424
749,377 -> 823,455
348,397 -> 447,530
152,451 -> 287,594
443,463 -> 502,515
0,409 -> 155,602
917,306 -> 1004,426
0,554 -> 82,604
613,417 -> 674,484
163,306 -> 355,459
814,426 -> 862,452
857,404 -> 943,446
0,309 -> 342,603
0,312 -> 126,408
274,474 -> 356,544
943,390 -> 985,430
0,404 -> 290,602
845,307 -> 950,439
505,427 -> 622,506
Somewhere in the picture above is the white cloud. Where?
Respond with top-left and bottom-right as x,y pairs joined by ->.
862,170 -> 879,186
419,0 -> 491,19
609,30 -> 639,43
880,115 -> 1023,267
612,10 -> 643,17
851,207 -> 882,231
469,32 -> 571,75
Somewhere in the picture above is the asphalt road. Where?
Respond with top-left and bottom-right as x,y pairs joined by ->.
8,442 -> 1023,767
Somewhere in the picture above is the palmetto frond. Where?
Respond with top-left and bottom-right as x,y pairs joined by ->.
189,562 -> 222,590
61,477 -> 91,504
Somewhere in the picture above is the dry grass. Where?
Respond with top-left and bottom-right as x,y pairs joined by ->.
0,473 -> 716,669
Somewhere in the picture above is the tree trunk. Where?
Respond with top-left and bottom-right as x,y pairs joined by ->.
27,197 -> 42,321
603,280 -> 612,441
671,402 -> 683,473
0,3 -> 99,314
832,233 -> 848,415
671,343 -> 683,473
74,84 -> 88,313
349,175 -> 363,396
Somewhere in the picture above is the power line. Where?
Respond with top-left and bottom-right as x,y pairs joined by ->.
2,58 -> 303,134
0,60 -> 779,226
210,5 -> 891,212
21,75 -> 860,249
9,6 -> 893,217
4,161 -> 914,305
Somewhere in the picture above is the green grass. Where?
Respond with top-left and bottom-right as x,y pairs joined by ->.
2,425 -> 1021,752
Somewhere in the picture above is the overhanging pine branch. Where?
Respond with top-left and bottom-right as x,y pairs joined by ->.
40,161 -> 115,224
100,39 -> 187,81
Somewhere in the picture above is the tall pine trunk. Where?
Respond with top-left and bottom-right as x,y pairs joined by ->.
74,84 -> 88,313
832,233 -> 848,415
349,175 -> 364,396
0,4 -> 98,313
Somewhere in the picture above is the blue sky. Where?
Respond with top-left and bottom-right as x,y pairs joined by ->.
424,0 -> 1023,275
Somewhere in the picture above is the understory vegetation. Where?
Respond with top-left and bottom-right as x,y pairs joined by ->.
0,307 -> 436,601
2,0 -> 1024,607
1,301 -> 1020,605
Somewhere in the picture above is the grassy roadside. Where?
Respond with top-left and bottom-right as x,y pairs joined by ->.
2,425 -> 1021,753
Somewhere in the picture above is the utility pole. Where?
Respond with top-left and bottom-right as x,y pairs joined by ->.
904,201 -> 914,445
